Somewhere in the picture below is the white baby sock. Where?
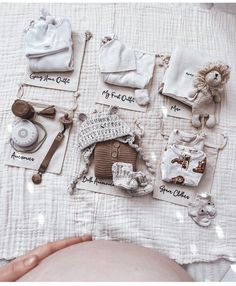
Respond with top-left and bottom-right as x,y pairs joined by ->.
134,89 -> 150,106
112,162 -> 138,191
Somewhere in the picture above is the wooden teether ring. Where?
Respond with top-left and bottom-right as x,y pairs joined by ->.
32,173 -> 42,184
59,113 -> 73,128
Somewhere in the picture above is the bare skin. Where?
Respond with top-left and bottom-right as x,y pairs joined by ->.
0,235 -> 92,282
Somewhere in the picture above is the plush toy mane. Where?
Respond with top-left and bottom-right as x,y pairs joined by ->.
194,62 -> 230,91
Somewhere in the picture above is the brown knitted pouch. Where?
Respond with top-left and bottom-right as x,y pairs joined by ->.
94,139 -> 137,179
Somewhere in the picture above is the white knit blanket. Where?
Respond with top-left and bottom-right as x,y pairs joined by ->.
0,3 -> 236,265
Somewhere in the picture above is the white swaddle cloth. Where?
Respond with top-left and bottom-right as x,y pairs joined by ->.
99,34 -> 156,106
25,9 -> 73,72
162,47 -> 214,106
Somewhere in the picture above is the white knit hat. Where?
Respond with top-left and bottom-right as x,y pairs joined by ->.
99,34 -> 136,73
78,106 -> 133,150
68,106 -> 155,194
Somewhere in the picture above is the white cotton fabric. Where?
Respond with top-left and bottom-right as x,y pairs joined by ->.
1,3 -> 236,272
168,129 -> 205,150
99,35 -> 136,73
161,145 -> 206,187
161,129 -> 206,187
99,36 -> 156,89
162,47 -> 214,106
25,10 -> 73,72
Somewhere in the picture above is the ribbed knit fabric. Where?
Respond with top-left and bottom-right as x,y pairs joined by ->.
94,140 -> 137,179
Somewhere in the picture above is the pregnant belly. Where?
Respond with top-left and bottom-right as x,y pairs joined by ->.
18,240 -> 192,282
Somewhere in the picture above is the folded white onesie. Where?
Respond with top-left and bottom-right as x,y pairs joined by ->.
99,34 -> 156,106
161,129 -> 207,187
25,9 -> 73,72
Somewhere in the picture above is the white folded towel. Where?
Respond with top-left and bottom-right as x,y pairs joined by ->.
25,9 -> 73,72
162,47 -> 214,106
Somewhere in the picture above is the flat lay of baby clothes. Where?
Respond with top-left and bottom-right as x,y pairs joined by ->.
98,34 -> 156,106
161,129 -> 207,187
25,9 -> 73,72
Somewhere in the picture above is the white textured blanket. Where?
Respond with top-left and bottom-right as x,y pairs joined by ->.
0,3 -> 236,265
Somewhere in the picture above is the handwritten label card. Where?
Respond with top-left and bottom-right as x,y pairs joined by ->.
23,32 -> 86,92
154,179 -> 196,207
165,97 -> 220,123
166,97 -> 192,120
76,162 -> 130,197
96,80 -> 147,113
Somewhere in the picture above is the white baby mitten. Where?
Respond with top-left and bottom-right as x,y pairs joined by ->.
112,162 -> 138,191
134,89 -> 150,106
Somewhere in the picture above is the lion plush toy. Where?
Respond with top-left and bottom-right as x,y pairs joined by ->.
188,62 -> 230,128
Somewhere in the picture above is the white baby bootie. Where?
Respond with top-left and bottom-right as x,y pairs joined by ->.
112,163 -> 154,196
127,171 -> 154,196
112,162 -> 138,191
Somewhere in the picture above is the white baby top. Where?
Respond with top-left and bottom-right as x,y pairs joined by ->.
167,129 -> 205,150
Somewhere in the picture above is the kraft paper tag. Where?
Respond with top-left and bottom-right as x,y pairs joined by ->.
77,162 -> 130,197
23,32 -> 86,92
96,80 -> 147,113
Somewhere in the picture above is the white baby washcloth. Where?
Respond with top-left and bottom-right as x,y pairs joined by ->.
25,9 -> 73,72
162,47 -> 214,106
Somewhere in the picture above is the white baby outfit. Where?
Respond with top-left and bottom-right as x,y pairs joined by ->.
98,34 -> 156,106
25,9 -> 73,72
161,130 -> 207,187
